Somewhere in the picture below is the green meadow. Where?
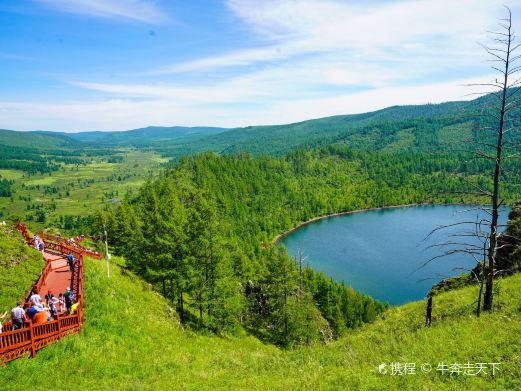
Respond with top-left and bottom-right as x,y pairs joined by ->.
0,150 -> 167,230
2,251 -> 519,390
0,170 -> 24,181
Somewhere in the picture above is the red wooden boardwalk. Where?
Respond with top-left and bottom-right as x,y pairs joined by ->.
0,224 -> 101,365
38,253 -> 71,303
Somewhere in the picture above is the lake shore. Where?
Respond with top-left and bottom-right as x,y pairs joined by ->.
272,202 -> 497,244
272,203 -> 429,244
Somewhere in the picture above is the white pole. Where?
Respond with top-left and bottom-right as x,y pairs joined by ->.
104,230 -> 110,278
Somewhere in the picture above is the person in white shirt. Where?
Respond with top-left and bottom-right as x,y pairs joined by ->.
30,292 -> 43,310
10,302 -> 25,330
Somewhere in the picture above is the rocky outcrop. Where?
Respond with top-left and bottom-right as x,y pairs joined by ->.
496,201 -> 521,274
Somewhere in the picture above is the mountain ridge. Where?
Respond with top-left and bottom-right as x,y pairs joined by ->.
0,92 -> 515,156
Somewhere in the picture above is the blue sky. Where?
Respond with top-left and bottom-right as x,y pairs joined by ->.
0,0 -> 520,132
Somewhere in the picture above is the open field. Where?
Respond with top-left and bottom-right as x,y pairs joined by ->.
0,170 -> 25,181
0,149 -> 168,230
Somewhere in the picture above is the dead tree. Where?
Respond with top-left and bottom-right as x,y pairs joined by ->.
425,293 -> 433,327
477,7 -> 520,311
422,8 -> 521,319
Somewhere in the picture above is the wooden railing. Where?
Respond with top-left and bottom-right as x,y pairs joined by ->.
44,241 -> 83,260
0,225 -> 88,366
15,223 -> 32,245
39,231 -> 102,260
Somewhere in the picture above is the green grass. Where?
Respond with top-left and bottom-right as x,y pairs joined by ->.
23,177 -> 57,186
0,226 -> 43,311
0,170 -> 24,181
2,254 -> 520,390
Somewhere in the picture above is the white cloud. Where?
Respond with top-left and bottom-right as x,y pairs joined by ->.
226,0 -> 496,51
263,76 -> 497,123
162,0 -> 503,75
34,0 -> 166,23
72,79 -> 271,103
154,0 -> 513,90
153,47 -> 288,74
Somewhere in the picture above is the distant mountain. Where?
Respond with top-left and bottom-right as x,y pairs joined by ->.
0,128 -> 79,149
36,126 -> 229,146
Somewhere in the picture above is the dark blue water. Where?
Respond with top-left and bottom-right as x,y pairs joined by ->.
280,205 -> 509,305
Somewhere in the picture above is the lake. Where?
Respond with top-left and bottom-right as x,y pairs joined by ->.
280,205 -> 509,305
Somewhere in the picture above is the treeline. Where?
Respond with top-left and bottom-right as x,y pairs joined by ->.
0,158 -> 57,175
0,145 -> 108,175
0,178 -> 13,197
156,91 -> 520,159
0,145 -> 59,174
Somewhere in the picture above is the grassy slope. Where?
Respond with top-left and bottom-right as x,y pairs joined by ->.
0,226 -> 43,311
3,256 -> 520,390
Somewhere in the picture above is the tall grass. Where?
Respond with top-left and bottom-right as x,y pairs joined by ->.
0,226 -> 43,311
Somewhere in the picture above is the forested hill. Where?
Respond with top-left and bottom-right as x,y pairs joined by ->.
187,92 -> 517,157
0,128 -> 79,149
184,101 -> 474,156
2,91 -> 518,156
39,126 -> 229,146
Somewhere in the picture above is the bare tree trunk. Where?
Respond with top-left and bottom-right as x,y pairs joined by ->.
425,294 -> 433,327
483,9 -> 513,312
178,291 -> 184,322
476,271 -> 484,317
199,295 -> 203,326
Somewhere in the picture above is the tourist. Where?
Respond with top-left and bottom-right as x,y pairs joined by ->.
67,252 -> 75,273
69,302 -> 79,316
32,307 -> 50,324
33,235 -> 40,250
48,295 -> 59,317
30,290 -> 43,309
44,290 -> 53,305
64,288 -> 74,314
45,290 -> 57,314
26,302 -> 38,321
38,241 -> 45,254
10,302 -> 25,330
58,293 -> 65,312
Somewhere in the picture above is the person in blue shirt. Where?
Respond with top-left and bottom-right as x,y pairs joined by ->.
26,303 -> 38,322
66,252 -> 75,273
